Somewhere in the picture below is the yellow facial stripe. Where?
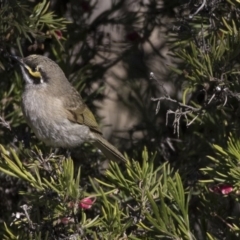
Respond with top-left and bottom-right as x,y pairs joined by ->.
25,65 -> 41,78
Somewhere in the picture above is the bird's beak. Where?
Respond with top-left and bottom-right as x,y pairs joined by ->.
9,55 -> 25,67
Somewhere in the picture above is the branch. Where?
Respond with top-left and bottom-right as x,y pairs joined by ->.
151,72 -> 240,137
151,96 -> 201,113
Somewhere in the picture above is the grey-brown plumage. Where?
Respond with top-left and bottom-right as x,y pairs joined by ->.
17,54 -> 126,163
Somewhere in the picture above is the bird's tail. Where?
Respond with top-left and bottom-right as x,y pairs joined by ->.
92,133 -> 126,163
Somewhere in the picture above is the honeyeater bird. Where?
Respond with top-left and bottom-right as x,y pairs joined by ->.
13,54 -> 126,163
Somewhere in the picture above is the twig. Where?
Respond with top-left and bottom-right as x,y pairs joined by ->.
152,96 -> 201,113
187,114 -> 199,126
207,93 -> 215,104
21,204 -> 34,229
0,116 -> 11,130
223,94 -> 228,107
189,0 -> 207,19
150,72 -> 169,97
151,72 -> 204,137
151,72 -> 240,137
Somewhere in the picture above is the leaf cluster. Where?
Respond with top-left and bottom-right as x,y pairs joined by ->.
0,145 -> 192,239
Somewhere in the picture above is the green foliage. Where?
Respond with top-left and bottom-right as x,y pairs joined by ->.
2,0 -> 240,239
0,145 -> 192,239
0,144 -> 100,239
0,0 -> 68,57
94,149 -> 193,239
201,134 -> 240,184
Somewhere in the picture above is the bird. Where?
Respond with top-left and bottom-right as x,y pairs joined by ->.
13,54 -> 126,163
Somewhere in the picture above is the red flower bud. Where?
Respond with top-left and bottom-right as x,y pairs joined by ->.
209,184 -> 233,195
79,197 -> 95,209
54,30 -> 63,40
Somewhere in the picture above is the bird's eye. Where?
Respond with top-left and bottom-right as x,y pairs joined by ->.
25,65 -> 41,78
36,66 -> 42,72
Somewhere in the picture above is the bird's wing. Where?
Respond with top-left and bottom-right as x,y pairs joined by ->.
60,87 -> 102,134
66,104 -> 102,134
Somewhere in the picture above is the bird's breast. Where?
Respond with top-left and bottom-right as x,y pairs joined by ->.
21,88 -> 91,147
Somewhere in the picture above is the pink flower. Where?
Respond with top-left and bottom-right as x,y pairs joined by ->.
209,184 -> 233,195
79,197 -> 95,210
54,30 -> 63,40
